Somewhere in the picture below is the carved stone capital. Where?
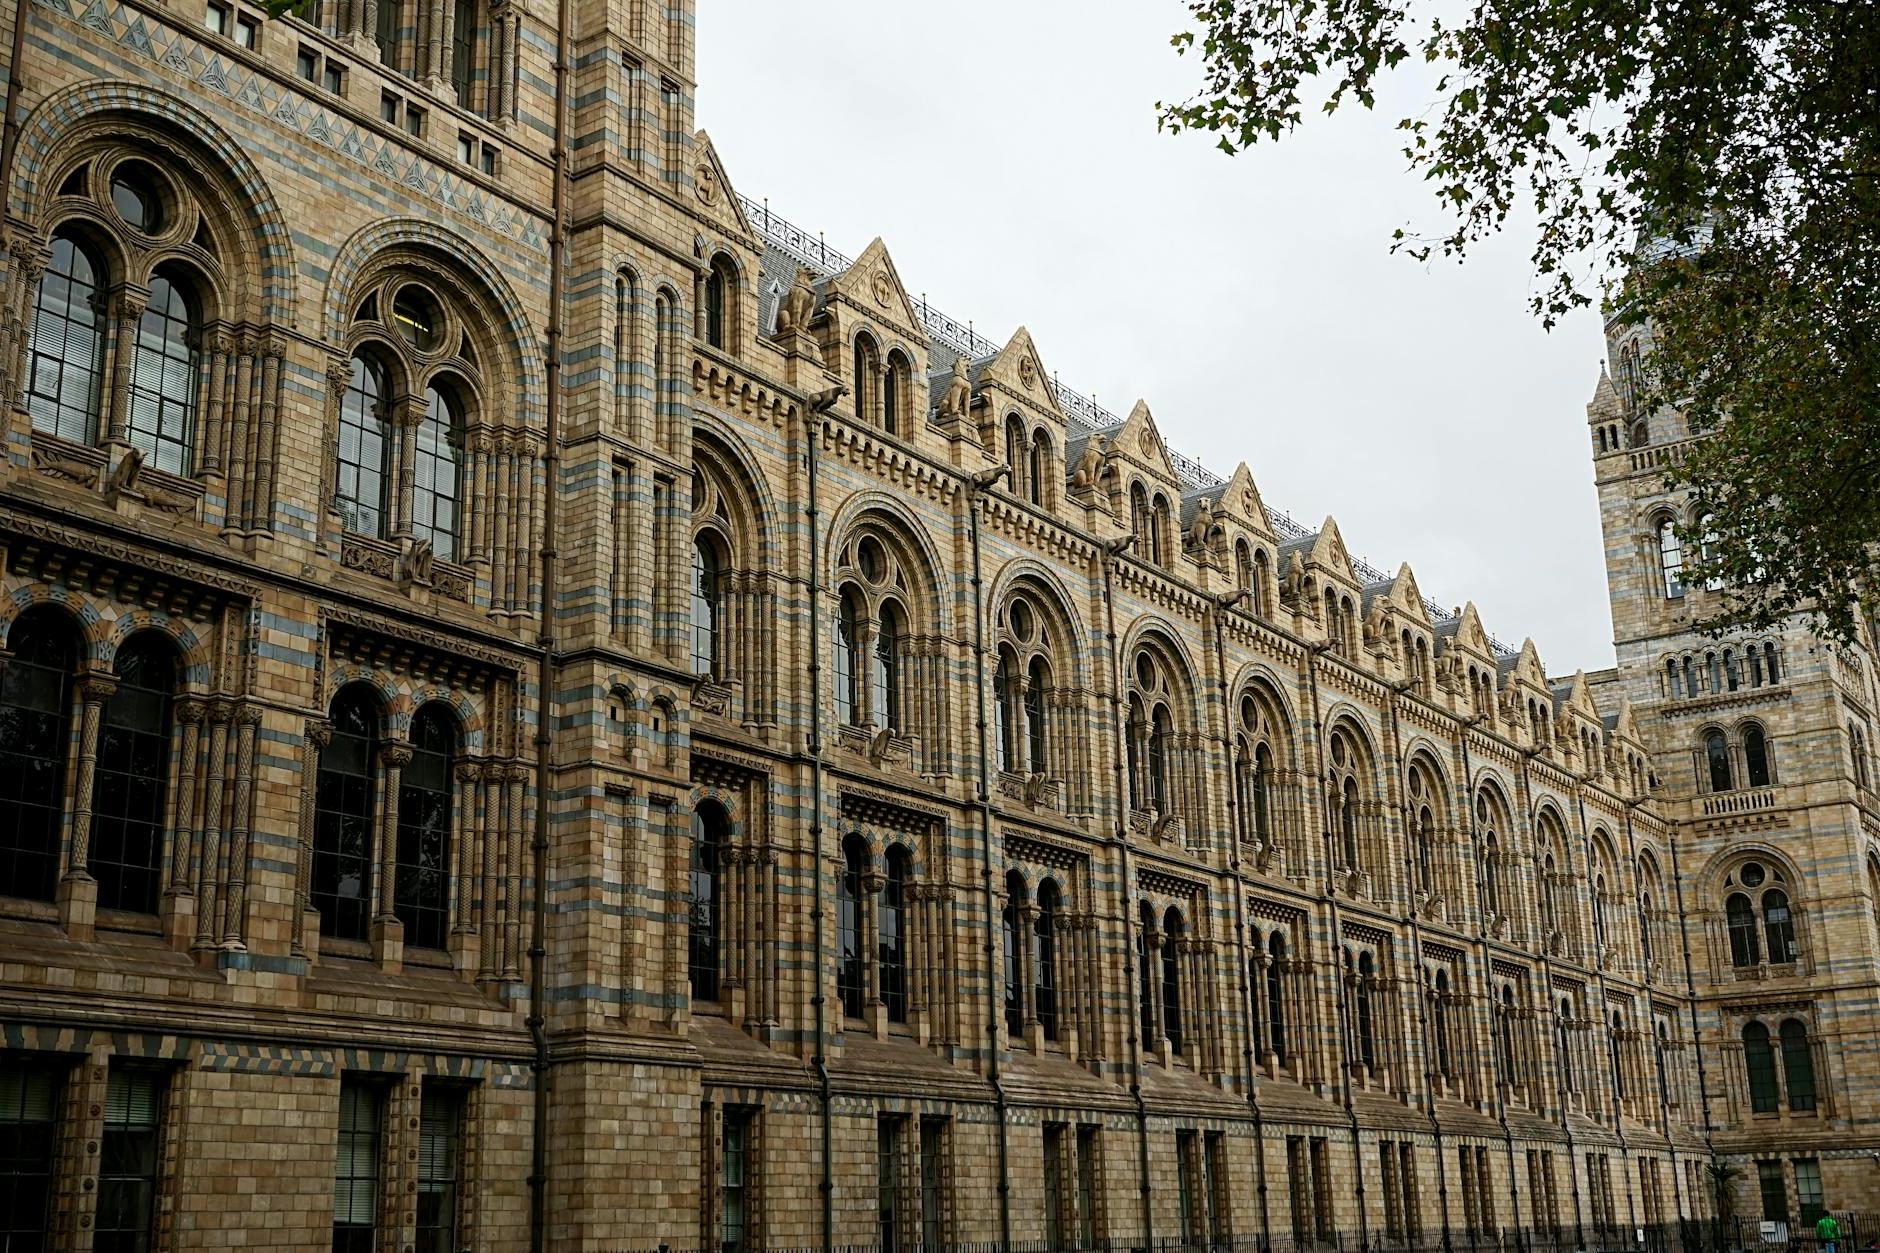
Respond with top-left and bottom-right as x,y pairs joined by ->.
177,698 -> 209,725
380,741 -> 415,768
306,718 -> 334,748
78,676 -> 118,704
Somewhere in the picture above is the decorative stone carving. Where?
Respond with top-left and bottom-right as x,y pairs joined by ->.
939,358 -> 971,422
775,267 -> 816,334
30,438 -> 104,488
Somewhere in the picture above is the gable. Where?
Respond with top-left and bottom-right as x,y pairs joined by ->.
688,131 -> 756,244
826,236 -> 925,344
1114,399 -> 1181,492
977,326 -> 1063,420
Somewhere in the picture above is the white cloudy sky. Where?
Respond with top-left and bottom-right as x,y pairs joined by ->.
697,0 -> 1618,675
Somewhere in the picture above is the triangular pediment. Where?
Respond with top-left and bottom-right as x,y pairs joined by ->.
1452,601 -> 1494,656
1387,563 -> 1433,626
977,326 -> 1063,419
1308,516 -> 1358,586
688,131 -> 756,243
1512,638 -> 1549,688
1217,463 -> 1276,540
1613,699 -> 1644,745
1115,400 -> 1181,489
1588,366 -> 1621,420
1564,669 -> 1601,721
827,237 -> 925,342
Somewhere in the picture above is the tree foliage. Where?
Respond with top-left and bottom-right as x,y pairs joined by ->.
1159,2 -> 1880,642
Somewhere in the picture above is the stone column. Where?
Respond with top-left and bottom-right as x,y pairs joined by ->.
194,703 -> 231,952
372,741 -> 413,969
102,289 -> 147,446
219,706 -> 260,949
57,676 -> 115,939
201,333 -> 233,476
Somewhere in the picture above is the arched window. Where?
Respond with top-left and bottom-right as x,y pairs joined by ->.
1638,891 -> 1656,965
394,704 -> 455,950
1034,879 -> 1059,1040
1023,657 -> 1048,774
128,268 -> 200,475
1779,1019 -> 1816,1112
1726,892 -> 1761,967
1591,874 -> 1609,953
1355,951 -> 1377,1071
1483,833 -> 1503,921
1252,549 -> 1271,616
1161,908 -> 1184,1056
412,385 -> 464,561
1149,705 -> 1173,813
1705,730 -> 1733,793
313,686 -> 380,942
1497,987 -> 1518,1088
0,608 -> 76,902
1654,1021 -> 1672,1107
1743,723 -> 1771,788
690,534 -> 723,677
1003,873 -> 1026,1037
1266,932 -> 1288,1066
1129,483 -> 1150,550
703,257 -> 732,350
883,351 -> 909,436
1610,1012 -> 1627,1101
1743,1021 -> 1778,1113
688,802 -> 726,1003
837,836 -> 866,1020
852,336 -> 878,426
1555,999 -> 1574,1092
1658,518 -> 1684,598
92,633 -> 178,914
1340,776 -> 1360,869
880,846 -> 909,1023
336,354 -> 391,538
1252,743 -> 1273,843
26,231 -> 108,446
1027,432 -> 1049,507
871,602 -> 902,731
1137,902 -> 1156,1049
992,650 -> 1015,774
1762,889 -> 1796,964
1005,415 -> 1027,495
450,0 -> 477,104
1150,495 -> 1171,565
1125,695 -> 1147,812
1432,969 -> 1453,1078
835,588 -> 865,727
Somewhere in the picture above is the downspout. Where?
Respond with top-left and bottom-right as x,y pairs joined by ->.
526,2 -> 570,1246
802,385 -> 845,1253
1457,723 -> 1524,1251
1302,643 -> 1367,1249
966,465 -> 1013,1253
1098,537 -> 1155,1250
1209,592 -> 1272,1250
1386,681 -> 1454,1253
1651,796 -> 1720,1236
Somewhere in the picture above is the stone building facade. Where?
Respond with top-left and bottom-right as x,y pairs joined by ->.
0,0 -> 1876,1247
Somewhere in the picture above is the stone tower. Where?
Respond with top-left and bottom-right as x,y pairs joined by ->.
1589,299 -> 1880,1216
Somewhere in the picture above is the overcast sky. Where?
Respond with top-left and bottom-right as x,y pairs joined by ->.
697,0 -> 1619,675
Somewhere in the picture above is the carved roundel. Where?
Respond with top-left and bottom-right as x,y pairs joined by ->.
694,164 -> 720,205
1139,427 -> 1157,457
1018,355 -> 1037,390
871,270 -> 893,309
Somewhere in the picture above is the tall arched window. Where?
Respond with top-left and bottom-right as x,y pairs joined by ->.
1005,416 -> 1027,495
92,633 -> 178,914
1541,854 -> 1561,938
1705,730 -> 1733,793
1591,874 -> 1610,953
1125,695 -> 1147,811
313,686 -> 380,942
1266,932 -> 1288,1066
992,650 -> 1015,774
835,588 -> 865,726
1149,705 -> 1173,813
1355,951 -> 1377,1070
880,846 -> 909,1023
1743,1021 -> 1779,1113
1743,723 -> 1771,788
1137,902 -> 1156,1048
412,385 -> 463,561
1027,432 -> 1049,507
1762,889 -> 1796,964
1340,776 -> 1360,869
450,0 -> 477,104
1034,880 -> 1059,1040
1609,1012 -> 1627,1101
690,534 -> 723,677
394,704 -> 455,950
1497,987 -> 1518,1088
1779,1019 -> 1816,1111
1638,890 -> 1656,965
703,257 -> 731,350
1161,908 -> 1184,1056
1555,999 -> 1574,1092
882,351 -> 908,436
688,803 -> 726,1003
0,608 -> 76,902
837,836 -> 866,1019
1252,744 -> 1273,842
871,602 -> 902,730
26,231 -> 108,445
1726,892 -> 1761,967
852,336 -> 878,425
336,354 -> 390,538
1023,657 -> 1048,774
1658,518 -> 1684,598
1432,969 -> 1453,1078
1654,1021 -> 1672,1107
128,268 -> 200,475
1003,873 -> 1026,1037
1150,495 -> 1170,565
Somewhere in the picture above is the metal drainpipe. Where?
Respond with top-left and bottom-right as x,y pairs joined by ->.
966,465 -> 1013,1253
1573,785 -> 1638,1238
802,385 -> 845,1253
1651,797 -> 1721,1236
1385,681 -> 1455,1253
1097,538 -> 1155,1251
1516,752 -> 1572,1244
1456,723 -> 1525,1248
526,2 -> 569,1246
1302,643 -> 1368,1249
1208,592 -> 1273,1251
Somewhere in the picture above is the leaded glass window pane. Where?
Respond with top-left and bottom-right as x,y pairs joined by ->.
93,635 -> 176,914
127,272 -> 198,475
394,705 -> 454,950
26,234 -> 106,445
